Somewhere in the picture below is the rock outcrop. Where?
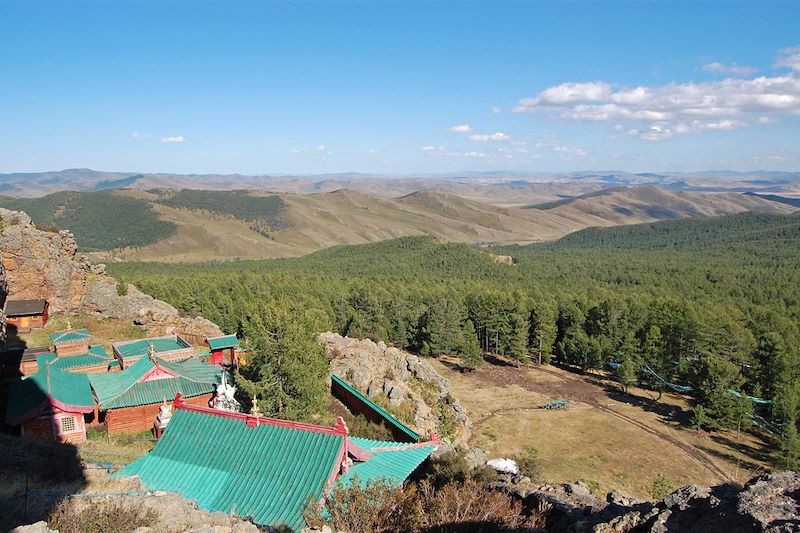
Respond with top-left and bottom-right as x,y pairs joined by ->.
498,471 -> 800,532
0,208 -> 220,338
11,490 -> 261,533
320,332 -> 472,443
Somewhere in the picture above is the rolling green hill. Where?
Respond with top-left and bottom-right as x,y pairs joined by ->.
1,186 -> 795,260
0,190 -> 176,251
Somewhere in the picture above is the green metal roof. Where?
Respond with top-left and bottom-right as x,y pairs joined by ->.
117,408 -> 344,531
207,334 -> 239,351
50,328 -> 91,345
113,336 -> 191,359
340,437 -> 436,488
89,356 -> 221,409
6,355 -> 95,424
331,374 -> 421,442
49,345 -> 111,371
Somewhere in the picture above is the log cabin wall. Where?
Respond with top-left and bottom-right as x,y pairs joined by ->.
104,393 -> 212,435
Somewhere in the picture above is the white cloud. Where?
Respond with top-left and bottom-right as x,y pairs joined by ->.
448,123 -> 473,132
514,47 -> 800,141
702,62 -> 756,76
775,46 -> 800,72
534,140 -> 588,156
291,145 -> 333,155
420,146 -> 486,158
468,132 -> 510,142
161,135 -> 185,144
491,106 -> 502,114
130,131 -> 150,142
516,81 -> 611,108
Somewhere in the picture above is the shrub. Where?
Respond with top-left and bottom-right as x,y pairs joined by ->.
48,499 -> 158,533
514,446 -> 542,481
116,281 -> 128,296
347,413 -> 394,441
304,477 -> 415,533
649,473 -> 675,500
425,450 -> 496,489
307,477 -> 543,533
409,478 -> 544,533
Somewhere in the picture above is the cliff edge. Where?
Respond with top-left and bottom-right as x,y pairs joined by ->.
0,208 -> 220,338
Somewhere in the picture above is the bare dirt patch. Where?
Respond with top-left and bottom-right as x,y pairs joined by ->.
430,358 -> 772,499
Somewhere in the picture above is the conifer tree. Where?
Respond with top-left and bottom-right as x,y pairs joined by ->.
459,319 -> 483,371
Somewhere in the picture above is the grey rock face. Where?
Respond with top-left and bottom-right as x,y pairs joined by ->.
321,332 -> 472,442
497,471 -> 800,533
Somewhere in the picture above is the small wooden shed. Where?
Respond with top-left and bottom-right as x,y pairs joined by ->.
205,334 -> 239,366
5,299 -> 49,331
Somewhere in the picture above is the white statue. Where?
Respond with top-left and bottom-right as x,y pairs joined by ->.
213,371 -> 241,412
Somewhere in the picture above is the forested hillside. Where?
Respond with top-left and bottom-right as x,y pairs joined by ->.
0,190 -> 176,250
110,211 -> 800,469
154,189 -> 290,231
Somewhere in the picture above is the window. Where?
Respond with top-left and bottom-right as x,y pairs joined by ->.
59,416 -> 77,433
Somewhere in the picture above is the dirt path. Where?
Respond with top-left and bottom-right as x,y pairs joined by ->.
473,361 -> 732,483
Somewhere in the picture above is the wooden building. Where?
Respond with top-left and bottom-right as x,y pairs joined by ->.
89,354 -> 222,435
45,328 -> 116,374
112,335 -> 194,369
5,299 -> 49,331
5,355 -> 94,443
0,346 -> 52,378
51,328 -> 92,356
116,397 -> 439,531
205,334 -> 239,366
331,374 -> 422,443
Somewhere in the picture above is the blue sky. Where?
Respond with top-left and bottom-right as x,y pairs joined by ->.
1,1 -> 799,175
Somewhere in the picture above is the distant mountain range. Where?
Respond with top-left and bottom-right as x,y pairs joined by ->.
0,185 -> 795,262
2,168 -> 799,205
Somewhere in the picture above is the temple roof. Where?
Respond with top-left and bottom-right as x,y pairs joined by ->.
117,399 -> 437,530
48,346 -> 111,371
6,355 -> 94,425
89,356 -> 221,409
50,328 -> 91,345
207,334 -> 239,351
112,336 -> 192,360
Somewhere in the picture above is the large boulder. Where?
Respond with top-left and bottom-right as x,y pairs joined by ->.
321,332 -> 472,443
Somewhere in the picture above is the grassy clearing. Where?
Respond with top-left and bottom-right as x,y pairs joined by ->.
80,429 -> 155,467
430,358 -> 772,499
18,314 -> 147,351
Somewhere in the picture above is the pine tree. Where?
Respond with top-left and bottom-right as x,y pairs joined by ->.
420,297 -> 466,356
237,301 -> 330,421
617,356 -> 638,393
459,319 -> 483,371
